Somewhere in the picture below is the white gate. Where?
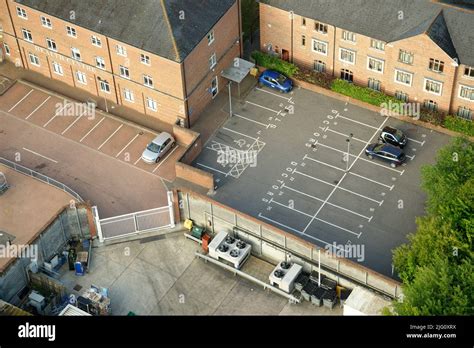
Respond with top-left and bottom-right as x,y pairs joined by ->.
93,191 -> 175,242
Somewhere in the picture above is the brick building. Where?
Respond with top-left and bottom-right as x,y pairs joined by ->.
0,0 -> 242,127
259,0 -> 474,119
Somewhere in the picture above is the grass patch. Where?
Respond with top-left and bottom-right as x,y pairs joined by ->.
443,115 -> 474,137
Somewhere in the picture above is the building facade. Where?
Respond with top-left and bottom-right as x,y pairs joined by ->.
0,0 -> 242,128
260,0 -> 474,119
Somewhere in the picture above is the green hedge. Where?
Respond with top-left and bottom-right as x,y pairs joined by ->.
443,115 -> 474,137
251,51 -> 299,77
331,79 -> 402,107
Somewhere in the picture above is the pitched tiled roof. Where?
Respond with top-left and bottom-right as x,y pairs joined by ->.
15,0 -> 236,62
262,0 -> 474,66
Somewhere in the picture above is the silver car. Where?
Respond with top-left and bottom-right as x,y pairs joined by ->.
141,132 -> 175,164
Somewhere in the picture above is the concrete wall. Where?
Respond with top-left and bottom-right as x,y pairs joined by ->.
178,189 -> 402,300
0,204 -> 92,303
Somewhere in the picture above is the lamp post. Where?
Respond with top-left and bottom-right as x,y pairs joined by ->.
345,133 -> 353,172
228,81 -> 233,117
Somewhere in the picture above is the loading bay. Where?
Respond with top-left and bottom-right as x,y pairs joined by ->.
193,85 -> 452,278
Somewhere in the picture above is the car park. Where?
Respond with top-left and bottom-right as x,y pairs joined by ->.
141,132 -> 175,164
365,143 -> 406,167
258,70 -> 293,93
379,126 -> 407,148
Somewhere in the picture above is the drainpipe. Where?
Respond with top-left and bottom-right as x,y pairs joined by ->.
332,24 -> 336,77
448,59 -> 459,115
290,11 -> 294,63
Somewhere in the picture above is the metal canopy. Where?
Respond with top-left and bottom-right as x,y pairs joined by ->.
221,58 -> 255,84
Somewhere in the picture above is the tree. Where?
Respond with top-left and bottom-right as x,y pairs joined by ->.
392,137 -> 474,315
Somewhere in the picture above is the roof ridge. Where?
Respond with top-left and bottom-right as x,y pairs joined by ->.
160,0 -> 181,62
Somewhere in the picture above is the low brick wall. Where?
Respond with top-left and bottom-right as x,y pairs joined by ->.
175,163 -> 214,191
172,124 -> 199,146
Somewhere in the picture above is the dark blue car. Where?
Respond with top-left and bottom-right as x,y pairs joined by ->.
365,143 -> 406,167
258,70 -> 293,93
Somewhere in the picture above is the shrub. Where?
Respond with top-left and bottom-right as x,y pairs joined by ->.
443,115 -> 474,137
293,68 -> 334,89
251,51 -> 299,77
331,79 -> 402,108
419,108 -> 445,126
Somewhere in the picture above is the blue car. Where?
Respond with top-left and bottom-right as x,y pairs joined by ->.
258,70 -> 293,93
365,143 -> 406,168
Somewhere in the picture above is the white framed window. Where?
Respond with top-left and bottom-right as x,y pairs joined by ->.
429,58 -> 444,73
28,53 -> 40,66
459,85 -> 474,101
399,49 -> 414,64
41,16 -> 52,28
314,22 -> 327,34
116,45 -> 127,57
140,54 -> 150,65
46,38 -> 57,51
464,66 -> 474,78
66,26 -> 77,38
395,91 -> 409,103
209,53 -> 217,69
370,39 -> 385,51
367,56 -> 384,73
91,36 -> 102,47
394,69 -> 413,86
71,47 -> 81,61
16,7 -> 27,19
99,80 -> 110,93
457,106 -> 472,120
4,43 -> 11,56
123,88 -> 134,102
119,66 -> 130,79
314,60 -> 325,73
312,39 -> 328,55
210,76 -> 218,98
76,71 -> 87,85
340,69 -> 353,82
368,78 -> 381,92
146,97 -> 157,111
143,75 -> 153,88
342,30 -> 356,43
423,100 -> 438,111
96,56 -> 106,69
207,30 -> 215,45
52,61 -> 63,75
339,48 -> 356,64
22,29 -> 33,42
424,78 -> 443,96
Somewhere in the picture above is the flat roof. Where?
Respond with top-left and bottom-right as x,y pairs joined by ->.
0,164 -> 72,272
344,286 -> 391,315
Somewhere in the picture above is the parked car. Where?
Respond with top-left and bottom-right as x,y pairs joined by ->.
379,126 -> 407,148
258,70 -> 293,93
141,132 -> 175,164
365,143 -> 406,167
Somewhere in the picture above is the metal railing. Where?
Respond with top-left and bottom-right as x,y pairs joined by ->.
0,157 -> 84,202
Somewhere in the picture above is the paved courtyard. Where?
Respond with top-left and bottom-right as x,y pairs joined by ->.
193,85 -> 452,277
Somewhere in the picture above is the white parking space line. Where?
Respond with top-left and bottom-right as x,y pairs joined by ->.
407,137 -> 425,146
196,163 -> 228,175
25,96 -> 51,120
294,169 -> 383,205
335,113 -> 379,130
283,184 -> 373,221
98,124 -> 123,150
405,154 -> 416,160
80,116 -> 105,143
314,140 -> 404,174
349,172 -> 394,190
116,134 -> 140,158
258,213 -> 357,250
134,156 -> 142,165
22,147 -> 58,164
206,140 -> 244,153
304,154 -> 345,172
255,87 -> 291,101
272,199 -> 362,237
152,145 -> 179,173
225,137 -> 260,178
326,128 -> 368,144
8,89 -> 34,112
222,127 -> 259,141
245,101 -> 280,114
43,104 -> 66,127
233,113 -> 269,128
61,110 -> 87,135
